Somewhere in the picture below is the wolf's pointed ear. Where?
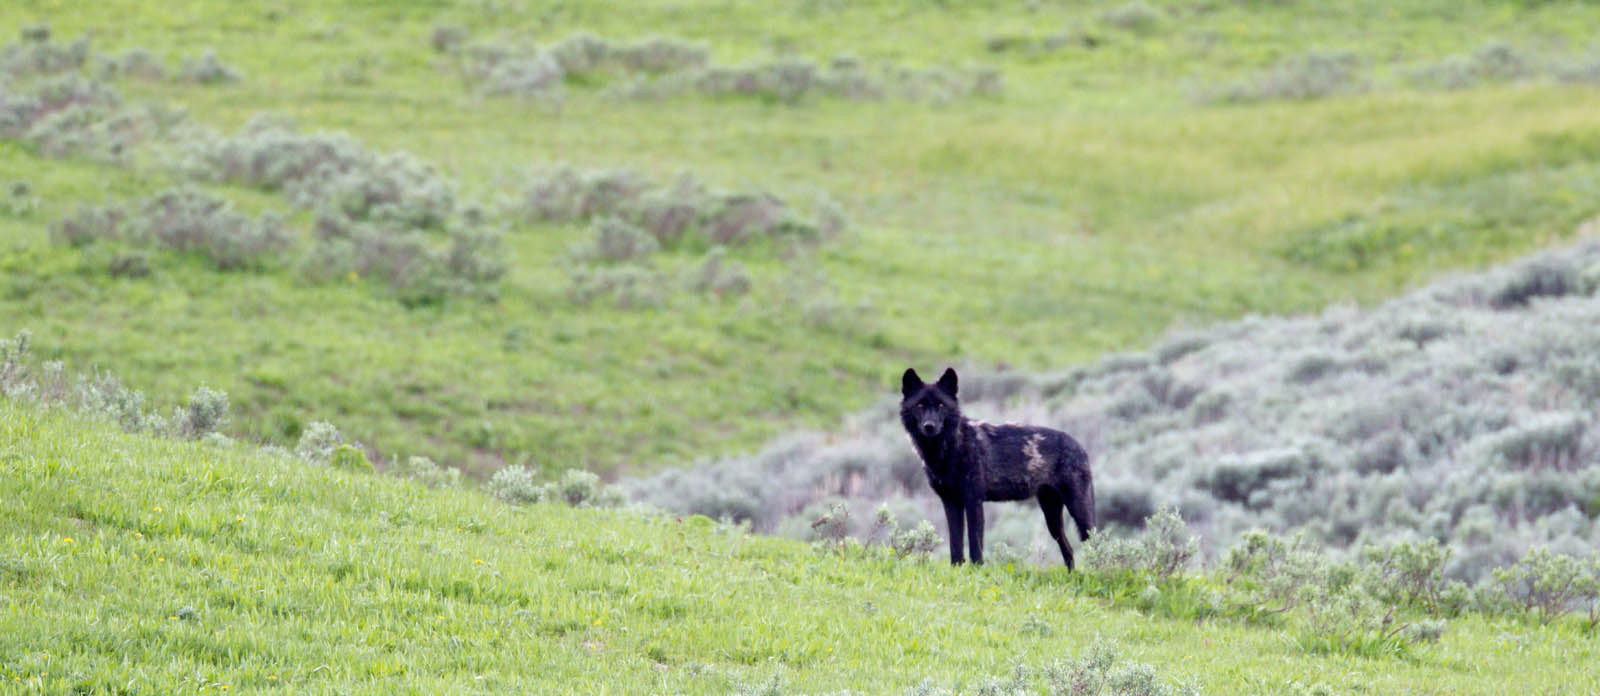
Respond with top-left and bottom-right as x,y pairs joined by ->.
901,368 -> 924,399
937,367 -> 958,397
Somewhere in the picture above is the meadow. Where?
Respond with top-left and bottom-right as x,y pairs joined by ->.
4,403 -> 1600,694
5,0 -> 1600,476
6,0 -> 1600,692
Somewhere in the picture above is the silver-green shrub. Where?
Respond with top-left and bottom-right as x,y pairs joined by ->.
1200,51 -> 1369,104
1491,548 -> 1600,625
170,385 -> 229,439
1082,506 -> 1198,580
0,27 -> 88,77
295,421 -> 344,465
178,50 -> 241,85
51,188 -> 293,271
392,455 -> 463,488
488,465 -> 545,504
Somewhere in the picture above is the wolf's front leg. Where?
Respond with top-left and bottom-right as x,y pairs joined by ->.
965,499 -> 985,566
941,497 -> 966,565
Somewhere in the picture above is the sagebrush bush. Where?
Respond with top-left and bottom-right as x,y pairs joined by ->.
0,74 -> 175,161
1082,506 -> 1198,580
51,188 -> 293,272
488,467 -> 623,507
171,385 -> 229,439
0,27 -> 89,77
137,188 -> 292,269
518,165 -> 838,251
1361,537 -> 1455,611
1101,2 -> 1162,33
617,57 -> 999,105
295,421 -> 344,465
1491,548 -> 1600,625
391,455 -> 462,488
1202,51 -> 1368,104
178,50 -> 241,84
185,119 -> 455,228
1408,41 -> 1534,90
98,48 -> 167,81
567,264 -> 666,308
430,24 -> 468,53
0,330 -> 243,442
574,216 -> 659,263
489,465 -> 545,504
183,119 -> 501,300
331,444 -> 374,472
1554,50 -> 1600,85
691,246 -> 752,298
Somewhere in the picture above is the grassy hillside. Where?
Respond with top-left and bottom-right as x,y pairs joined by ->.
5,401 -> 1600,694
5,0 -> 1600,476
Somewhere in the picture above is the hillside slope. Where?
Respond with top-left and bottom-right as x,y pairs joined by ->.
5,0 -> 1600,476
636,236 -> 1600,580
4,402 -> 1600,694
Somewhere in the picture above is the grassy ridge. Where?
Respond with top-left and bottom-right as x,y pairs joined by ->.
5,1 -> 1600,477
5,401 -> 1600,694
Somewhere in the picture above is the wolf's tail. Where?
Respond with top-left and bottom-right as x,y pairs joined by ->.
1066,471 -> 1095,542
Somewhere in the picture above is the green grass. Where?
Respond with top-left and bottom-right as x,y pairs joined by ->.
5,401 -> 1600,694
4,0 -> 1600,477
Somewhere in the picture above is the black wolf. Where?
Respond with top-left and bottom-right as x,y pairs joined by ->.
900,367 -> 1095,568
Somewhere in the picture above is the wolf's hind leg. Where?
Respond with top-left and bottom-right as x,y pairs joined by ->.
1037,487 -> 1074,569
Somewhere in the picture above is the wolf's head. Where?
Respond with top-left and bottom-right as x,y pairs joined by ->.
900,367 -> 961,439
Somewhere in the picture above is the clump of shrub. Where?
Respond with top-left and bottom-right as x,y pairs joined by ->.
567,264 -> 667,308
617,57 -> 1001,105
184,118 -> 455,228
53,188 -> 294,272
331,444 -> 374,472
0,26 -> 89,77
1488,256 -> 1580,308
445,32 -> 997,105
306,210 -> 506,304
98,48 -> 167,81
1554,50 -> 1600,86
1492,547 -> 1600,626
1408,41 -> 1534,90
1,75 -> 147,159
691,246 -> 752,299
518,165 -> 836,250
391,455 -> 463,488
430,24 -> 469,53
913,642 -> 1198,696
810,502 -> 941,561
488,466 -> 624,507
1101,2 -> 1162,33
184,119 -> 503,301
295,420 -> 345,465
451,34 -> 711,100
2,330 -> 236,441
520,165 -> 841,308
1199,51 -> 1368,104
178,50 -> 242,85
1198,445 -> 1320,508
170,385 -> 229,440
1082,506 -> 1198,580
1217,530 -> 1448,654
1475,411 -> 1588,472
572,216 -> 660,263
